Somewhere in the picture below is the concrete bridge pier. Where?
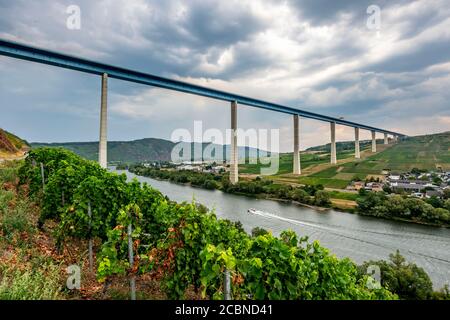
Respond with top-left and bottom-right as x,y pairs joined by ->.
230,101 -> 238,184
99,73 -> 108,168
371,130 -> 377,152
330,122 -> 337,164
354,127 -> 360,159
293,114 -> 301,174
384,133 -> 388,145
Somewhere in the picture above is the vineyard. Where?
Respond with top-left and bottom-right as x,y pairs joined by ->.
18,148 -> 396,300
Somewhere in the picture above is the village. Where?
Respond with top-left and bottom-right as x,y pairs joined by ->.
346,170 -> 450,199
139,159 -> 450,200
140,160 -> 227,174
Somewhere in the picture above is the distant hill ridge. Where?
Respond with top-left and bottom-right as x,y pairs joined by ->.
31,138 -> 268,163
30,131 -> 450,169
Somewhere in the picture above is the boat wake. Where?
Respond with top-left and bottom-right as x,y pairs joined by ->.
249,209 -> 335,232
249,209 -> 450,264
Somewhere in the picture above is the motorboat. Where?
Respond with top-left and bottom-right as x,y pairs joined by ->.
247,208 -> 258,214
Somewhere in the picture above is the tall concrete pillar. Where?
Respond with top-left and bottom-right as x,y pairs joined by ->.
384,133 -> 388,145
354,127 -> 360,159
99,73 -> 108,168
230,101 -> 238,184
371,130 -> 377,153
293,114 -> 301,174
330,122 -> 337,164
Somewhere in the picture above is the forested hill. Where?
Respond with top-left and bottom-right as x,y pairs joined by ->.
32,138 -> 174,163
31,138 -> 265,163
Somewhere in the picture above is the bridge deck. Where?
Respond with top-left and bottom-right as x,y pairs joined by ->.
0,39 -> 404,136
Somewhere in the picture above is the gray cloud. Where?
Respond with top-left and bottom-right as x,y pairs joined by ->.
0,0 -> 449,152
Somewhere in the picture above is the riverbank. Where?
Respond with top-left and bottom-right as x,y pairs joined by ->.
127,169 -> 334,211
126,166 -> 450,229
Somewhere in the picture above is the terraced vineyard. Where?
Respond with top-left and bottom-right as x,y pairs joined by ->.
240,132 -> 450,189
368,132 -> 450,171
6,147 -> 396,300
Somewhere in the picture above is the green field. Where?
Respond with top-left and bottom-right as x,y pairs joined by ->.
240,132 -> 450,189
240,150 -> 356,175
296,177 -> 350,189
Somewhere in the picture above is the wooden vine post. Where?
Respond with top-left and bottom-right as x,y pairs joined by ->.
128,207 -> 136,300
88,201 -> 94,272
224,269 -> 231,300
40,162 -> 45,191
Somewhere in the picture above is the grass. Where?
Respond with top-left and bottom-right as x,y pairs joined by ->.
0,165 -> 19,184
296,177 -> 350,189
0,263 -> 63,300
0,162 -> 63,300
327,190 -> 359,201
1,196 -> 35,243
310,166 -> 340,178
240,150 -> 356,175
0,189 -> 14,213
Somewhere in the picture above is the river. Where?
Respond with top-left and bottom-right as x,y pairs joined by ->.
116,169 -> 450,289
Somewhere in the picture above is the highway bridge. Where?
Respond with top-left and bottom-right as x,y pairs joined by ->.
0,38 -> 405,183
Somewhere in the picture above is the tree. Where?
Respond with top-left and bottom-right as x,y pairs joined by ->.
356,192 -> 385,215
203,179 -> 219,190
251,226 -> 269,237
443,188 -> 450,200
275,184 -> 292,199
431,285 -> 450,300
290,188 -> 311,204
405,198 -> 428,218
426,196 -> 443,209
384,195 -> 408,217
445,199 -> 450,211
358,188 -> 368,197
359,250 -> 433,300
433,177 -> 442,185
314,190 -> 331,207
431,208 -> 450,223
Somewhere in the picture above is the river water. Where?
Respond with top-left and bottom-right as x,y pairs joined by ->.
116,169 -> 450,289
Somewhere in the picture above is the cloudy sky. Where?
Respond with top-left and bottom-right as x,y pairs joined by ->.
1,0 -> 449,152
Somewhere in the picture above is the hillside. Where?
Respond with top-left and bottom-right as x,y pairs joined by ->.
306,139 -> 386,153
0,128 -> 29,160
32,138 -> 174,163
31,138 -> 266,163
241,131 -> 450,189
366,132 -> 450,171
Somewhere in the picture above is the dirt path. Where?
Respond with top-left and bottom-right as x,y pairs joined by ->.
0,151 -> 28,163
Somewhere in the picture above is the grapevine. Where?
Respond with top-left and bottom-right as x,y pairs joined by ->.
19,147 -> 397,300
